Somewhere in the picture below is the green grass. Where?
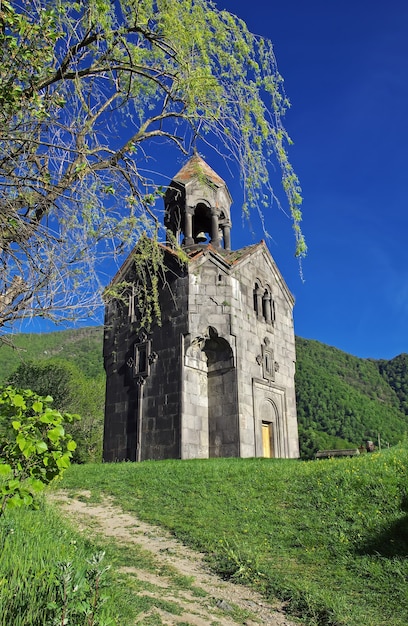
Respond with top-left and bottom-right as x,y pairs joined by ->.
1,445 -> 407,625
0,502 -> 138,626
57,445 -> 408,626
0,495 -> 226,625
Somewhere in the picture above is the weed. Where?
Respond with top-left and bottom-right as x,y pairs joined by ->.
135,613 -> 163,626
213,537 -> 265,586
47,551 -> 112,626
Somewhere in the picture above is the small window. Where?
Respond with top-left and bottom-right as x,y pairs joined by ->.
253,282 -> 262,315
128,285 -> 137,322
134,340 -> 150,377
253,282 -> 275,324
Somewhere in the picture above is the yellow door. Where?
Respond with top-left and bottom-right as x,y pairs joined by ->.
262,423 -> 272,458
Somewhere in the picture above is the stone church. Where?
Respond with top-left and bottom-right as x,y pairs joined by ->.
103,154 -> 299,462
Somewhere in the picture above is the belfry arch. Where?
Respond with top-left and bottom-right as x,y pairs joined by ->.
192,201 -> 212,244
164,154 -> 232,250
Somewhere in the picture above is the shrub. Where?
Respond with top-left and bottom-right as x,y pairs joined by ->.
0,385 -> 78,515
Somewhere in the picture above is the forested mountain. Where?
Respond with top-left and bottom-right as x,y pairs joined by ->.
376,354 -> 408,415
0,327 -> 104,382
0,327 -> 105,462
295,338 -> 408,458
0,328 -> 407,460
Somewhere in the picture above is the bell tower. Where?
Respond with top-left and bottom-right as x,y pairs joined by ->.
103,154 -> 299,463
164,154 -> 232,250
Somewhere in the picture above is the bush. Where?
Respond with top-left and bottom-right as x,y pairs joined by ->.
0,386 -> 78,515
9,360 -> 104,462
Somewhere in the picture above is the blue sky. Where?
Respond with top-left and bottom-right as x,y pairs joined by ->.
214,0 -> 408,360
19,0 -> 408,361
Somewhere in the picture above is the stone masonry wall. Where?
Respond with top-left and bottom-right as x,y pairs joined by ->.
103,255 -> 189,462
183,245 -> 298,459
103,297 -> 141,461
181,254 -> 239,458
103,242 -> 299,462
228,246 -> 298,458
139,262 -> 189,460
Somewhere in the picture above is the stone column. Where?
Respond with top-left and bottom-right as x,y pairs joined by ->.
210,210 -> 220,247
136,376 -> 146,462
263,292 -> 272,323
184,207 -> 194,246
223,223 -> 231,250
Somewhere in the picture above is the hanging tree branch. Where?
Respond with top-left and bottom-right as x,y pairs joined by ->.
0,0 -> 305,337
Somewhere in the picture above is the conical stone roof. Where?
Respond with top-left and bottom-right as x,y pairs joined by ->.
171,154 -> 226,188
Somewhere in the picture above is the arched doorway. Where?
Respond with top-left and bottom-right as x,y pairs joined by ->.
259,398 -> 279,458
262,422 -> 274,458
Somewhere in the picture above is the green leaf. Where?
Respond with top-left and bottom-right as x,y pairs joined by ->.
26,478 -> 44,494
0,464 -> 12,476
47,425 -> 65,443
6,493 -> 24,509
12,394 -> 25,408
6,479 -> 20,491
56,453 -> 71,469
22,494 -> 33,506
39,413 -> 56,424
32,401 -> 43,413
36,441 -> 48,453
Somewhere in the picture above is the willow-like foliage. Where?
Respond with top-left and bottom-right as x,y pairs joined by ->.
0,0 -> 305,334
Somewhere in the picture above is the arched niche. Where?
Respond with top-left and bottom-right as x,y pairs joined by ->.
185,327 -> 238,458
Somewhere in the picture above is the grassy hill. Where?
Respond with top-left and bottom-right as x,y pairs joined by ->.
2,447 -> 408,626
1,328 -> 407,459
0,327 -> 106,463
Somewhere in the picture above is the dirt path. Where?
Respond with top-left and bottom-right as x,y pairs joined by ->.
51,491 -> 302,626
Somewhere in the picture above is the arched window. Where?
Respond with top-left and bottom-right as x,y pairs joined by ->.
253,282 -> 259,314
253,281 -> 263,316
253,282 -> 276,324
